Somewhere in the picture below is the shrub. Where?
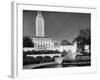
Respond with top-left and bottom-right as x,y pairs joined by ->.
40,56 -> 52,63
23,56 -> 34,65
34,56 -> 43,64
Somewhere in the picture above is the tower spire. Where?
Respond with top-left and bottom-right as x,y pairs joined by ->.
37,11 -> 42,16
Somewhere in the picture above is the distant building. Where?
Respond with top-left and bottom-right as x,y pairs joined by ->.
24,11 -> 78,53
53,42 -> 77,53
84,45 -> 90,53
32,37 -> 54,50
32,11 -> 54,50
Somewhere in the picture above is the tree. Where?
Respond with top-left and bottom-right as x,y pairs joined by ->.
61,50 -> 68,57
23,36 -> 34,47
73,28 -> 91,53
60,40 -> 72,51
60,40 -> 69,46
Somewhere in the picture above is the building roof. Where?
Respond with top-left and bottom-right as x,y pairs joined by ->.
32,36 -> 52,38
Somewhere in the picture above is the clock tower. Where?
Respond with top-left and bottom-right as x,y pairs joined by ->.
36,11 -> 44,37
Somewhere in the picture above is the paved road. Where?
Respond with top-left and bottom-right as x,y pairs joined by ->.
23,62 -> 58,69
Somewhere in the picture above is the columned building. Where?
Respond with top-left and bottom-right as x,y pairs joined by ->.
32,37 -> 54,50
32,11 -> 54,50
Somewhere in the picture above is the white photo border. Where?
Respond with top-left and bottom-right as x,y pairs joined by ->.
11,1 -> 97,78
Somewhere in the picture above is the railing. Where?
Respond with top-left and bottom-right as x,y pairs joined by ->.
27,53 -> 62,58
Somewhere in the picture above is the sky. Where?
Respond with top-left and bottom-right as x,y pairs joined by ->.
23,10 -> 90,42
